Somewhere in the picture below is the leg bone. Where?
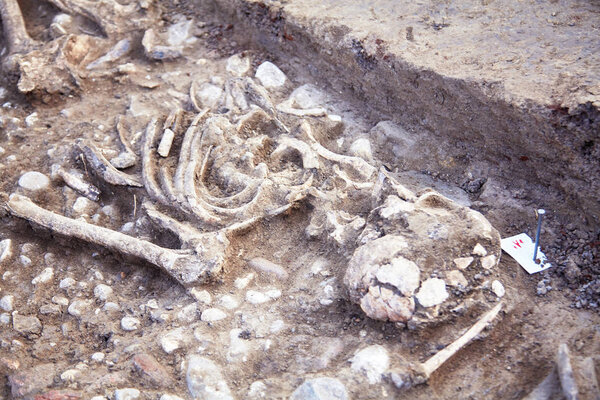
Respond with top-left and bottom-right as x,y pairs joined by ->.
7,194 -> 220,287
0,0 -> 35,55
414,302 -> 503,384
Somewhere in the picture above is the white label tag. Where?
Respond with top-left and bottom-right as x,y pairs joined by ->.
501,233 -> 552,274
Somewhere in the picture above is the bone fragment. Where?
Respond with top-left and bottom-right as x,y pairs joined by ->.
418,302 -> 503,381
301,121 -> 376,179
0,0 -> 35,54
51,164 -> 100,201
7,194 -> 215,287
86,38 -> 131,70
276,99 -> 327,117
110,116 -> 138,169
142,200 -> 203,247
78,140 -> 142,187
244,78 -> 289,133
271,136 -> 320,169
157,128 -> 175,157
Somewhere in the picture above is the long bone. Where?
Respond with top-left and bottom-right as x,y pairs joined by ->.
7,194 -> 224,287
393,302 -> 503,388
0,0 -> 35,55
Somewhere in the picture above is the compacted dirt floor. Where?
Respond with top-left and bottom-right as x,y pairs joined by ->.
0,1 -> 598,399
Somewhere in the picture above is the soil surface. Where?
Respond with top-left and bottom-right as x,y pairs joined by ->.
0,1 -> 598,399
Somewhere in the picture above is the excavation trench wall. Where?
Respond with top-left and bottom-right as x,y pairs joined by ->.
196,0 -> 599,226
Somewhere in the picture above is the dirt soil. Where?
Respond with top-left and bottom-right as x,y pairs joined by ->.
0,0 -> 599,399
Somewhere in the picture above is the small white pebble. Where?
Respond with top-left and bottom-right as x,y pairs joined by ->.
19,255 -> 31,266
190,288 -> 212,304
246,290 -> 270,305
103,302 -> 120,312
269,319 -> 285,334
32,267 -> 54,285
255,61 -> 287,88
176,303 -> 198,323
59,277 -> 76,289
60,368 -> 81,383
218,295 -> 239,310
160,395 -> 185,400
473,243 -> 487,256
0,313 -> 10,324
52,295 -> 69,306
146,299 -> 159,309
114,388 -> 140,400
234,273 -> 254,290
492,280 -> 505,297
265,289 -> 282,299
93,284 -> 113,301
91,352 -> 105,362
200,308 -> 227,322
0,295 -> 14,312
121,316 -> 141,331
25,112 -> 38,127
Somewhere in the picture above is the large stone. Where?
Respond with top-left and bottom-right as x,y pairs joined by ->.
290,377 -> 349,400
186,355 -> 233,400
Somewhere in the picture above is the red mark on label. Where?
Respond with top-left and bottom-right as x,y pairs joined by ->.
513,239 -> 524,249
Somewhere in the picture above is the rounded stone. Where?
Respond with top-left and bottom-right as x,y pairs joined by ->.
18,171 -> 50,191
492,280 -> 505,297
94,284 -> 113,301
121,316 -> 141,331
255,61 -> 287,88
0,295 -> 14,312
114,388 -> 140,400
200,308 -> 227,322
350,345 -> 390,384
